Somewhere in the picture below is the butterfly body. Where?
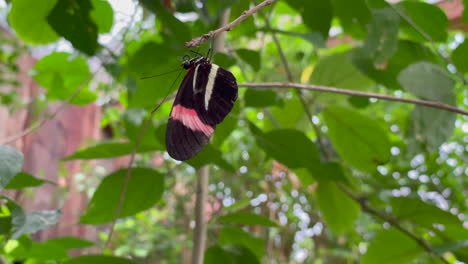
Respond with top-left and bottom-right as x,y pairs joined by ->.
166,56 -> 238,161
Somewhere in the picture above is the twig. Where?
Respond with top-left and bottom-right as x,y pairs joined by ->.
338,184 -> 450,264
239,82 -> 468,116
191,166 -> 209,264
184,0 -> 277,48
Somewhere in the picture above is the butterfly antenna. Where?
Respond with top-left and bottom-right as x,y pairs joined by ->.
141,68 -> 181,79
151,70 -> 184,114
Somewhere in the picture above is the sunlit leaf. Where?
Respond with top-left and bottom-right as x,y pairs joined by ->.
452,40 -> 468,74
0,145 -> 24,189
64,142 -> 160,160
4,172 -> 51,189
91,0 -> 114,33
80,168 -> 164,224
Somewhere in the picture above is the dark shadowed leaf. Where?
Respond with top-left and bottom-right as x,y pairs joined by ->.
204,246 -> 231,263
186,145 -> 236,173
329,0 -> 371,38
80,168 -> 164,224
9,0 -> 59,44
236,49 -> 261,72
322,106 -> 391,172
12,210 -> 61,239
213,53 -> 237,69
464,0 -> 468,22
0,145 -> 24,189
204,245 -> 260,264
90,0 -> 114,33
219,227 -> 265,259
64,255 -> 141,264
47,0 -> 99,55
316,181 -> 359,233
32,52 -> 96,105
433,240 -> 468,256
244,89 -> 282,108
452,40 -> 468,74
4,172 -> 52,189
64,142 -> 160,160
396,1 -> 448,43
213,115 -> 238,147
363,7 -> 399,64
219,211 -> 278,227
362,228 -> 422,264
284,0 -> 332,39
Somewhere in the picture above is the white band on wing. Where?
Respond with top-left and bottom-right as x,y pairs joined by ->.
204,64 -> 219,110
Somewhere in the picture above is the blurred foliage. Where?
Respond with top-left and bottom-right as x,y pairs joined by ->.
1,0 -> 468,264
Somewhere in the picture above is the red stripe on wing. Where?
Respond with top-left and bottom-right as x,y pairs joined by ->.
170,104 -> 214,137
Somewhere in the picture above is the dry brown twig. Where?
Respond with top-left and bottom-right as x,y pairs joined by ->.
184,0 -> 278,48
239,82 -> 468,116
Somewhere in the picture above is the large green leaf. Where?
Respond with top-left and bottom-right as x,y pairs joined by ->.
204,245 -> 260,264
12,210 -> 61,239
64,255 -> 141,264
219,227 -> 265,259
452,40 -> 468,74
0,196 -> 25,237
322,106 -> 391,172
363,7 -> 399,64
64,142 -> 160,160
80,168 -> 164,224
47,0 -> 99,56
4,172 -> 51,189
219,212 -> 278,227
329,0 -> 371,38
362,228 -> 423,264
398,62 -> 455,103
250,127 -> 320,170
398,62 -> 456,154
186,145 -> 236,173
396,1 -> 448,43
236,49 -> 261,72
32,52 -> 96,105
244,89 -> 283,108
391,197 -> 461,229
284,0 -> 332,39
127,41 -> 180,108
90,0 -> 114,33
316,181 -> 359,233
0,145 -> 24,189
9,0 -> 59,44
310,51 -> 374,101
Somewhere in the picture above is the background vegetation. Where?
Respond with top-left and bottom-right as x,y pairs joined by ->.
1,0 -> 468,263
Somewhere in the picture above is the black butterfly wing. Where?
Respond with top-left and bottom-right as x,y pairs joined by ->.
166,63 -> 238,161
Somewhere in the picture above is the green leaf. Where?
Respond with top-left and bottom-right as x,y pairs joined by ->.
213,53 -> 236,69
9,237 -> 93,261
12,210 -> 61,239
204,245 -> 260,264
236,49 -> 261,72
464,0 -> 468,22
64,255 -> 141,264
0,196 -> 25,237
186,145 -> 236,173
310,51 -> 374,96
33,52 -> 96,105
80,168 -> 164,224
64,142 -> 160,160
219,212 -> 278,227
433,240 -> 468,256
329,0 -> 371,38
123,108 -> 161,146
127,42 -> 180,108
219,227 -> 265,259
407,106 -> 456,154
90,0 -> 114,33
244,89 -> 282,108
362,228 -> 423,264
363,7 -> 399,64
271,30 -> 326,48
316,181 -> 359,233
138,0 -> 191,44
391,197 -> 461,228
396,1 -> 448,43
47,0 -> 99,56
9,0 -> 59,44
213,115 -> 237,148
284,0 -> 332,39
0,145 -> 24,189
452,40 -> 468,74
398,62 -> 455,103
322,106 -> 391,172
4,172 -> 50,189
250,127 -> 320,170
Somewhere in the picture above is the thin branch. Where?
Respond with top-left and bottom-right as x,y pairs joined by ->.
239,82 -> 468,116
338,184 -> 450,264
184,0 -> 277,48
191,166 -> 209,264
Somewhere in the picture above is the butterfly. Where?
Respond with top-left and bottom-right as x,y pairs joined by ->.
166,55 -> 238,161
